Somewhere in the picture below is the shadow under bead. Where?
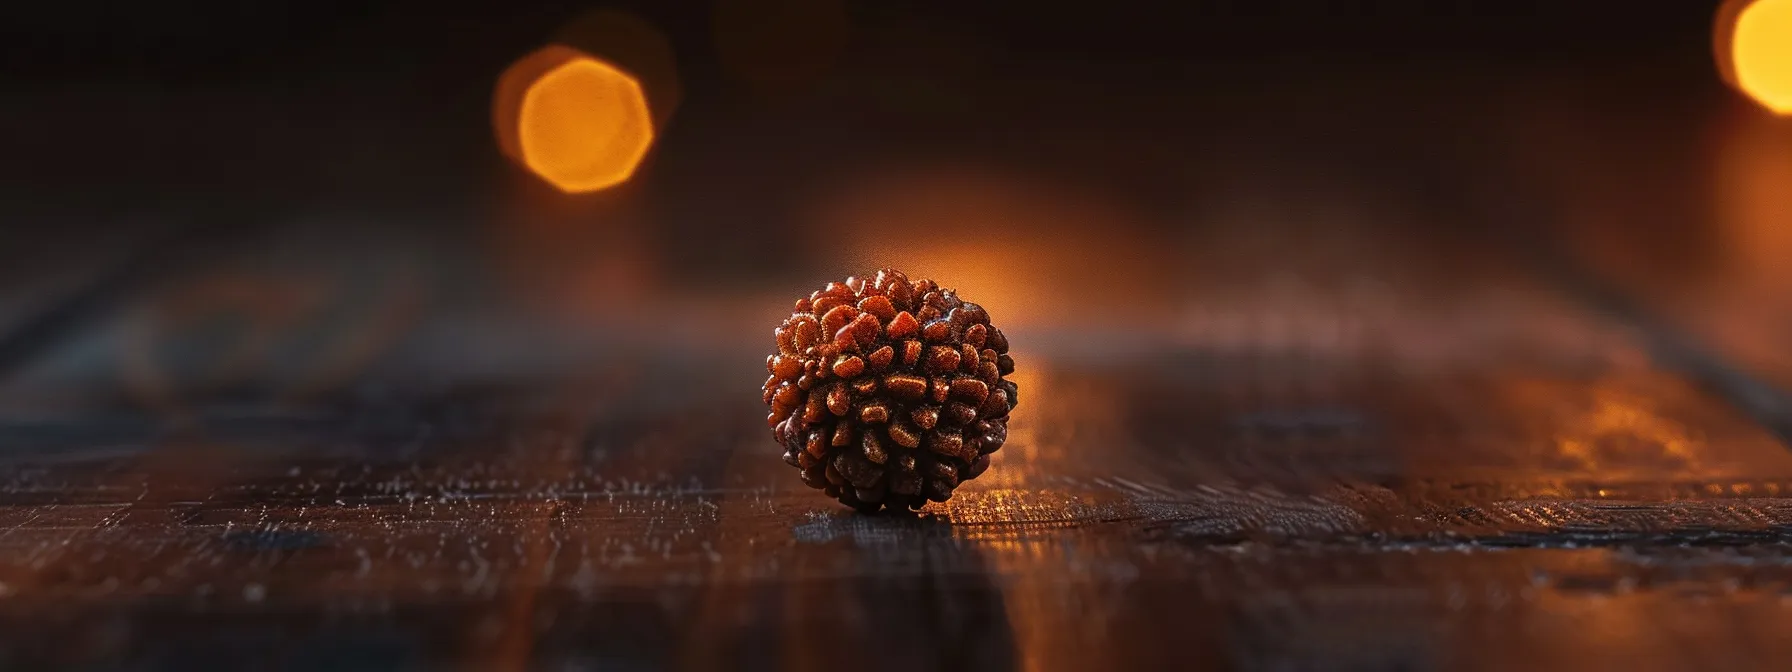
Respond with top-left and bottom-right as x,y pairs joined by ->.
764,269 -> 1018,512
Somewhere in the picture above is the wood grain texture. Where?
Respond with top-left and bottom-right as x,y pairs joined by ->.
1,210 -> 1790,670
0,339 -> 1790,670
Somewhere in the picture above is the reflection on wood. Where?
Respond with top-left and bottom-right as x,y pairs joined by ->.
1,335 -> 1792,668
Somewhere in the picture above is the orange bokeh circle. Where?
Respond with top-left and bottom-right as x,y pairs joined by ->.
493,46 -> 656,192
1716,0 -> 1792,115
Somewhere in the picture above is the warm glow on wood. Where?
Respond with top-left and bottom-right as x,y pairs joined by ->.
493,46 -> 655,193
1717,0 -> 1792,115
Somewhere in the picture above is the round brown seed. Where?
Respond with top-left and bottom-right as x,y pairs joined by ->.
772,355 -> 802,380
944,401 -> 978,426
820,305 -> 858,336
981,390 -> 1011,420
826,384 -> 851,416
791,317 -> 821,350
964,323 -> 987,348
922,320 -> 954,343
867,345 -> 894,370
901,340 -> 923,366
911,405 -> 940,430
763,269 -> 1018,512
811,295 -> 848,316
884,374 -> 927,400
858,295 -> 896,321
887,311 -> 920,339
888,422 -> 921,449
861,433 -> 888,464
851,377 -> 878,396
928,346 -> 961,374
832,356 -> 865,379
949,378 -> 990,405
927,430 -> 967,461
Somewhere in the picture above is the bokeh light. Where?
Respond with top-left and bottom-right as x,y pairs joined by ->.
1716,0 -> 1792,115
552,8 -> 682,131
806,164 -> 1176,333
493,45 -> 655,193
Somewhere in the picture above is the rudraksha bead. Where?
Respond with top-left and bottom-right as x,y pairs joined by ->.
763,269 -> 1017,512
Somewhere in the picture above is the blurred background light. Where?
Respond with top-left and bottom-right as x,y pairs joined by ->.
493,47 -> 654,193
551,8 -> 683,132
806,164 -> 1176,335
486,10 -> 681,316
1716,0 -> 1792,115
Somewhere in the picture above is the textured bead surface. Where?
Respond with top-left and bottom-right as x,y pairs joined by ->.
765,269 -> 1018,512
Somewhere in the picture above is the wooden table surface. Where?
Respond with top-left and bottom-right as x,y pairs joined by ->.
2,212 -> 1792,672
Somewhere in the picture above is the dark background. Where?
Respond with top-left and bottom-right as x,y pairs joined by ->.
1,0 -> 1735,240
9,4 -> 1792,669
3,0 -> 1773,401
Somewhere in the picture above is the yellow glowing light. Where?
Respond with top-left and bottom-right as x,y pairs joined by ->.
1718,0 -> 1792,115
519,58 -> 654,192
493,46 -> 655,193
